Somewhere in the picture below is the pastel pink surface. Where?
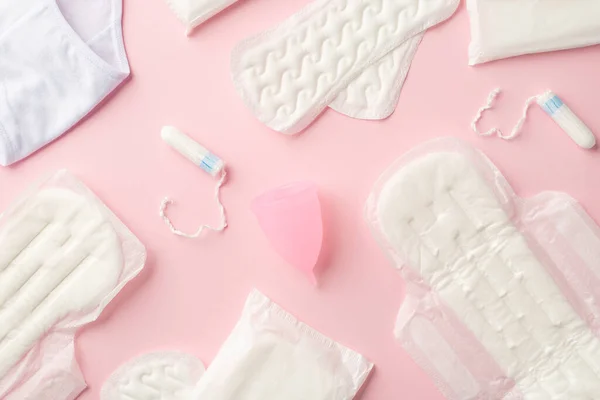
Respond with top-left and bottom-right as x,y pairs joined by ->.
0,1 -> 599,399
252,182 -> 323,285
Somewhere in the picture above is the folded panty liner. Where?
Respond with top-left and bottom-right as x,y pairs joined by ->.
0,170 -> 146,400
0,0 -> 130,166
231,0 -> 460,133
367,138 -> 600,400
166,0 -> 239,34
101,352 -> 205,400
467,0 -> 600,65
192,289 -> 373,399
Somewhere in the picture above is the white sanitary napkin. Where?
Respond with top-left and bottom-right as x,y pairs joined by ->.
0,0 -> 130,166
0,170 -> 146,400
231,0 -> 459,133
367,138 -> 600,399
101,352 -> 205,400
467,0 -> 600,65
192,289 -> 373,399
166,0 -> 239,34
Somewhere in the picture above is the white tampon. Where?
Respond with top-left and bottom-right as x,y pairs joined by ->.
159,126 -> 228,239
161,126 -> 225,176
536,91 -> 596,149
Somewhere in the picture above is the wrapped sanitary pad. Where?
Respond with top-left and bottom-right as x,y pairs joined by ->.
166,0 -> 239,34
192,289 -> 373,399
0,170 -> 146,400
367,138 -> 600,399
467,0 -> 600,65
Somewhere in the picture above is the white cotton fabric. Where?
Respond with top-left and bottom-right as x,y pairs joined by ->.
231,0 -> 459,134
0,170 -> 146,400
101,352 -> 205,400
192,290 -> 373,400
467,0 -> 600,65
166,0 -> 239,34
0,0 -> 130,166
367,139 -> 600,399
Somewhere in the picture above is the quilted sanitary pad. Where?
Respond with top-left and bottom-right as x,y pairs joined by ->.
0,170 -> 146,400
367,139 -> 600,399
231,0 -> 459,133
102,352 -> 205,400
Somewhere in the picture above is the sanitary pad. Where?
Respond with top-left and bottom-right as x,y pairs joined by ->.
101,352 -> 205,400
367,139 -> 600,399
192,289 -> 373,399
0,170 -> 146,400
467,0 -> 600,65
231,0 -> 459,133
166,0 -> 239,34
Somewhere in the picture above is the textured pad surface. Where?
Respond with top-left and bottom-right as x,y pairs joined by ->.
330,33 -> 423,120
231,0 -> 459,133
101,352 -> 205,400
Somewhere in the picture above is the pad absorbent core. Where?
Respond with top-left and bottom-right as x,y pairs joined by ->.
367,139 -> 600,399
0,170 -> 146,400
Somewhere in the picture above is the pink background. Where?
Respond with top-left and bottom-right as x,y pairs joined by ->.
2,0 -> 600,398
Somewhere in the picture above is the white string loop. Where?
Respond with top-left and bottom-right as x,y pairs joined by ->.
471,88 -> 540,140
159,169 -> 228,238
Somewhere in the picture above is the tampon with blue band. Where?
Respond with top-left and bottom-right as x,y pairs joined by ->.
161,126 -> 225,176
472,88 -> 597,149
159,126 -> 228,238
537,91 -> 596,149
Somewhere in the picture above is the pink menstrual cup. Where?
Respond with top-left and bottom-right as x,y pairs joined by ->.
251,182 -> 323,285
